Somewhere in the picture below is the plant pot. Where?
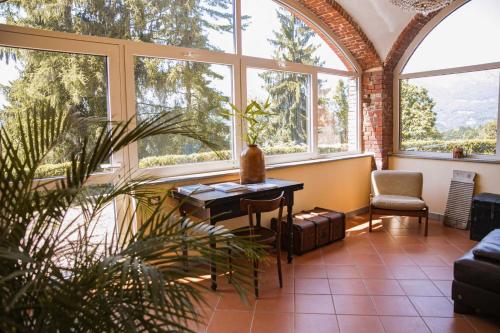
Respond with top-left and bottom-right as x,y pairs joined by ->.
240,144 -> 265,184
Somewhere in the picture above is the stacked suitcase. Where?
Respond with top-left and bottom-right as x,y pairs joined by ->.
271,207 -> 345,255
470,193 -> 500,241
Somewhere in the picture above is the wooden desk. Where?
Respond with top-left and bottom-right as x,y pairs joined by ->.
171,178 -> 304,290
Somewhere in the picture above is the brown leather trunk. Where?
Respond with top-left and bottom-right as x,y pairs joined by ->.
271,217 -> 316,255
309,207 -> 346,242
295,212 -> 331,247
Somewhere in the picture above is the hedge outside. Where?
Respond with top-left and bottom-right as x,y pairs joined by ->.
401,139 -> 496,155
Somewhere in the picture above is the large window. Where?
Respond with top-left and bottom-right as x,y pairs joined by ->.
397,0 -> 500,158
1,0 -> 359,178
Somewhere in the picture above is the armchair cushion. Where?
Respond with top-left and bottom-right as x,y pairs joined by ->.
372,170 -> 423,197
372,194 -> 426,211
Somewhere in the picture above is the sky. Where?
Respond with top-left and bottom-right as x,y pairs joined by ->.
1,0 -> 500,131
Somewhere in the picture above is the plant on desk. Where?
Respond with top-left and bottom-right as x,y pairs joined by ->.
219,98 -> 275,184
0,100 -> 264,333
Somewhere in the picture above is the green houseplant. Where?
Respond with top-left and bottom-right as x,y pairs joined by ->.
220,99 -> 274,184
0,101 -> 264,333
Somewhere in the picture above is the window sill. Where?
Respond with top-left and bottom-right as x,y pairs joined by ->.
390,153 -> 500,164
147,153 -> 373,185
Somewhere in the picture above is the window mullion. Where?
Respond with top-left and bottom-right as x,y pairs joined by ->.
311,72 -> 319,156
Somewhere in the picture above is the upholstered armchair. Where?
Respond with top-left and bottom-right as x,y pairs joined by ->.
369,170 -> 429,236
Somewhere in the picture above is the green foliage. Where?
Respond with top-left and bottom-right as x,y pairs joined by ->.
0,101 -> 264,332
400,81 -> 441,141
401,138 -> 496,155
219,99 -> 274,146
442,120 -> 497,141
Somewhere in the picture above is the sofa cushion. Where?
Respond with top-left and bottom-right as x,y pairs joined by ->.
454,249 -> 500,294
371,194 -> 426,211
473,229 -> 500,262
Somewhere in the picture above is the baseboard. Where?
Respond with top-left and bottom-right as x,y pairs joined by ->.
429,212 -> 444,222
346,206 -> 369,217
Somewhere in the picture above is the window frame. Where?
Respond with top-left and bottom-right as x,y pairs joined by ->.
394,0 -> 500,160
0,0 -> 361,179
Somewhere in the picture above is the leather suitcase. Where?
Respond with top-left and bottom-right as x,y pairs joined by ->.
470,193 -> 500,241
271,217 -> 316,255
295,211 -> 330,247
309,207 -> 346,242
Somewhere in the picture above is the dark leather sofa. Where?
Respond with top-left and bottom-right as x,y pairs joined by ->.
453,229 -> 500,317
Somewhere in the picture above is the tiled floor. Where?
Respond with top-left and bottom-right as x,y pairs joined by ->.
189,215 -> 500,333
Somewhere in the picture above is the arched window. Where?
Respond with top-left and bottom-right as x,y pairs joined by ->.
397,0 -> 500,158
0,0 -> 359,178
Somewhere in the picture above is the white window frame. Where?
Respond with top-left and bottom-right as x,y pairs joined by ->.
0,0 -> 362,180
393,0 -> 500,160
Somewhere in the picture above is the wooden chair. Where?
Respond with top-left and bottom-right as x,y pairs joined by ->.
369,170 -> 429,236
231,192 -> 285,298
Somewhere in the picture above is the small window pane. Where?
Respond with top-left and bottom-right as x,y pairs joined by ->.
318,74 -> 358,154
135,57 -> 233,168
0,0 -> 235,53
247,68 -> 310,155
0,46 -> 109,178
403,0 -> 500,73
241,0 -> 347,70
400,70 -> 499,155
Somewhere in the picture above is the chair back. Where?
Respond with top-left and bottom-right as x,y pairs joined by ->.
371,170 -> 423,197
240,192 -> 285,228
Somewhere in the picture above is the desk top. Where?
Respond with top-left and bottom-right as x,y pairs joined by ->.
171,178 -> 304,208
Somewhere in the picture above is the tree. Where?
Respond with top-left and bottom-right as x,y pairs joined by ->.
0,0 -> 235,170
331,80 -> 349,144
259,7 -> 323,146
400,80 -> 441,141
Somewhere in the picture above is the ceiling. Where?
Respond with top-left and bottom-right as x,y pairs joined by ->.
335,0 -> 415,60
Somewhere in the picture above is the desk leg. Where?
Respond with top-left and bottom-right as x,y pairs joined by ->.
287,194 -> 294,264
180,207 -> 188,272
209,215 -> 217,291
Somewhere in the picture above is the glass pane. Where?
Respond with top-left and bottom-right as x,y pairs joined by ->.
318,74 -> 358,154
400,69 -> 499,155
247,68 -> 310,155
0,46 -> 109,178
403,0 -> 500,73
242,0 -> 347,70
0,0 -> 235,53
135,57 -> 232,167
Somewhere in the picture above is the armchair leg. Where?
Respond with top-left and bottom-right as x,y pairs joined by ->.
418,217 -> 422,224
253,259 -> 259,298
369,206 -> 373,232
424,214 -> 429,237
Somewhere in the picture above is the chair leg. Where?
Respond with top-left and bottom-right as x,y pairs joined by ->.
369,206 -> 373,232
276,244 -> 283,289
418,217 -> 422,224
253,259 -> 259,298
228,246 -> 232,283
424,214 -> 429,237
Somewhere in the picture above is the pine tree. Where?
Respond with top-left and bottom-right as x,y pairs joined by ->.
259,7 -> 323,146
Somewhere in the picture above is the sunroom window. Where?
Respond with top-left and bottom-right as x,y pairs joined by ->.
398,0 -> 500,158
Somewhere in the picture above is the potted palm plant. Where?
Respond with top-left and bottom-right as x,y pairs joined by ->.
0,101 -> 264,332
220,99 -> 274,184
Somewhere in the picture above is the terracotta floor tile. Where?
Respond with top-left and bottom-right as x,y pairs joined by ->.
410,296 -> 455,317
329,279 -> 367,295
186,308 -> 214,333
295,294 -> 335,314
410,254 -> 449,266
357,265 -> 394,279
294,264 -> 327,279
337,315 -> 385,333
350,254 -> 384,265
294,314 -> 339,333
250,312 -> 293,333
217,292 -> 255,311
325,265 -> 360,279
433,280 -> 453,297
322,252 -> 354,265
380,316 -> 431,333
294,251 -> 324,265
399,279 -> 443,296
207,310 -> 252,333
295,278 -> 331,294
390,265 -> 428,280
423,317 -> 476,333
254,293 -> 294,313
333,295 -> 377,315
346,243 -> 376,255
381,253 -> 416,266
421,266 -> 454,280
363,279 -> 405,295
465,315 -> 500,333
372,295 -> 419,316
